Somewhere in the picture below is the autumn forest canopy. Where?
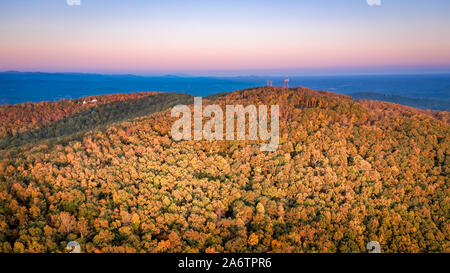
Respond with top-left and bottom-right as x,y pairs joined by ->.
0,87 -> 448,253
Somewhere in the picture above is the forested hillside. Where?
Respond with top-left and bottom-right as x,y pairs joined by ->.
0,87 -> 448,253
0,92 -> 192,149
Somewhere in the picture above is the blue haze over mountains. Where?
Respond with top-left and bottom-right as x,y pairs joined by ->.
0,71 -> 449,111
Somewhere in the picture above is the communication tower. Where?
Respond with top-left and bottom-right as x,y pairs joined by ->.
284,77 -> 289,88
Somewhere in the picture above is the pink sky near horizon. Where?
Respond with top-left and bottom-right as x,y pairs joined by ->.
1,0 -> 450,75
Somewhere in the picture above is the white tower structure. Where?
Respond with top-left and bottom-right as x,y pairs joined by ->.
284,77 -> 289,88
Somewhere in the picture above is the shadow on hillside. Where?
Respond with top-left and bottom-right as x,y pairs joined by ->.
0,93 -> 193,150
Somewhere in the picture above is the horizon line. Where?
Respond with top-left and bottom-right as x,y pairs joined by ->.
2,70 -> 450,78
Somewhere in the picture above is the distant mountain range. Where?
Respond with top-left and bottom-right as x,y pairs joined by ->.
351,92 -> 450,111
0,71 -> 449,111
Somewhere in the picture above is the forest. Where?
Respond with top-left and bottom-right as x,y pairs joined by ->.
0,87 -> 448,253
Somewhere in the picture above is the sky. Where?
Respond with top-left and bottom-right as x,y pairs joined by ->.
0,0 -> 450,76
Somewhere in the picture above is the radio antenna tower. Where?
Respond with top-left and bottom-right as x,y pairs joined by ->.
284,76 -> 289,88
